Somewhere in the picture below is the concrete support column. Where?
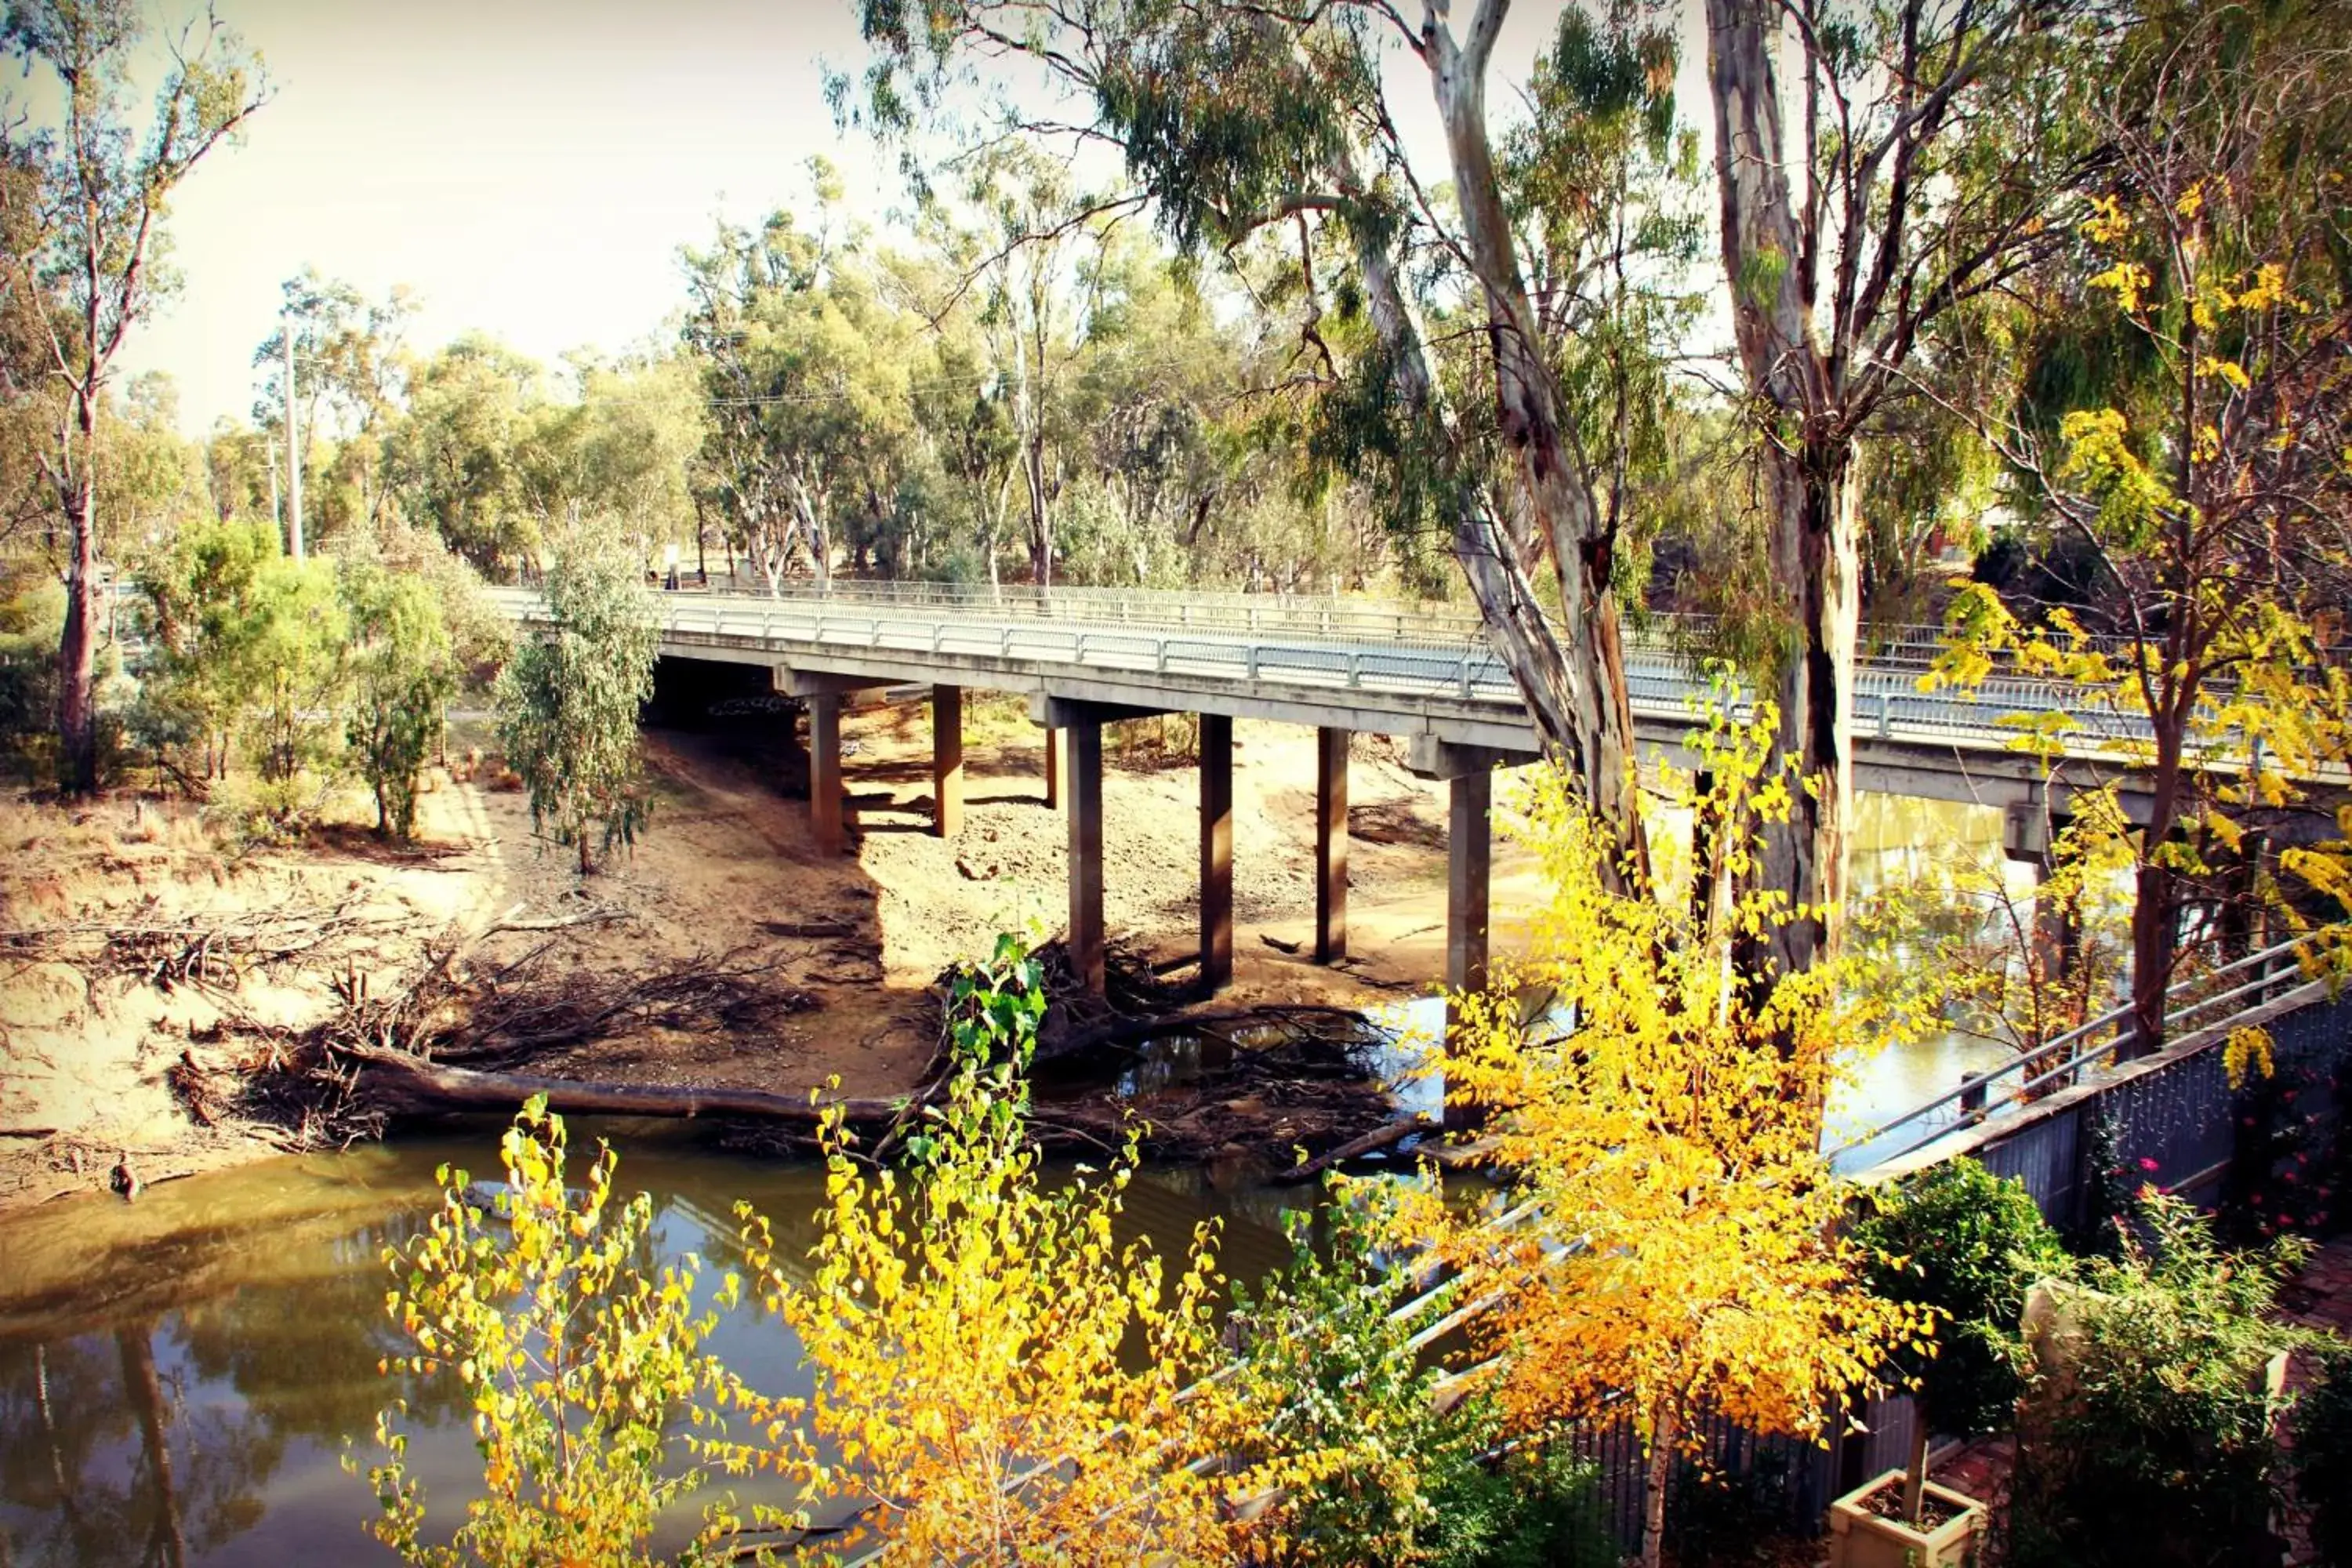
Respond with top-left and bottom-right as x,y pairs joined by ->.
2007,804 -> 2076,985
1069,719 -> 1105,996
932,684 -> 964,839
1200,714 -> 1233,993
1042,725 -> 1062,811
1315,726 -> 1349,964
1447,765 -> 1492,1000
809,693 -> 843,856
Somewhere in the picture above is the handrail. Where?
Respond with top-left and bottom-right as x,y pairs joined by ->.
488,589 -> 2347,784
1831,933 -> 2321,1168
506,577 -> 2352,675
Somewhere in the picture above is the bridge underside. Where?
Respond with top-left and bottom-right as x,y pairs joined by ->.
650,635 -> 2325,999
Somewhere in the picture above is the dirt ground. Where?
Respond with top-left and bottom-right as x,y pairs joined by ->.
1,696 -> 1541,1211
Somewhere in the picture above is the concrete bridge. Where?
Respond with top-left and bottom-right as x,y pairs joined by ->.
488,583 -> 2303,998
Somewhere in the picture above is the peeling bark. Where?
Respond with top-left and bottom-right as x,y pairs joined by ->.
1707,0 -> 1859,975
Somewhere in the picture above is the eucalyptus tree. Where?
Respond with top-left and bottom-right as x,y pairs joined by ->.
495,539 -> 661,877
908,320 -> 1021,583
566,354 -> 706,566
0,0 -> 268,793
341,562 -> 455,841
1067,234 -> 1248,586
1699,0 -> 2101,977
682,183 -> 920,590
252,270 -> 418,541
963,145 -> 1113,587
851,0 -> 1698,881
385,334 -> 550,575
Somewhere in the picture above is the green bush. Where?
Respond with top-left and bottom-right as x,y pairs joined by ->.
1227,1187 -> 1615,1568
1854,1158 -> 2065,1519
0,571 -> 63,782
2009,1191 -> 2318,1568
1424,1443 -> 1616,1568
2298,1345 -> 2352,1568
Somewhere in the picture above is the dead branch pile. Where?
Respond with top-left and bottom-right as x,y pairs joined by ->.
162,918 -> 1412,1178
168,922 -> 821,1151
2,894 -> 408,993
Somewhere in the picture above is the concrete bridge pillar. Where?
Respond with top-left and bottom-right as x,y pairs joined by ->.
2004,802 -> 2078,984
1447,766 -> 1492,1002
1316,728 -> 1349,964
809,692 -> 843,857
933,684 -> 964,838
1069,719 -> 1106,996
1201,714 -> 1233,993
1042,725 -> 1062,811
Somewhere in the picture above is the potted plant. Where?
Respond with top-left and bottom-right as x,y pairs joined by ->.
1831,1159 -> 2065,1568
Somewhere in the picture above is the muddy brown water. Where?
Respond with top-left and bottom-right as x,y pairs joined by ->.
0,1120 -> 1322,1565
0,798 -> 2056,1563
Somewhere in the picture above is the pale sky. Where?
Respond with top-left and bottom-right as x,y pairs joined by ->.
102,0 -> 1701,437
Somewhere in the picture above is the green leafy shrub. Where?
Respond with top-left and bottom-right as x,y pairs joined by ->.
339,562 -> 456,840
0,568 -> 62,782
2010,1190 -> 2318,1568
1227,1185 -> 1614,1568
495,538 -> 660,874
1854,1157 -> 2065,1517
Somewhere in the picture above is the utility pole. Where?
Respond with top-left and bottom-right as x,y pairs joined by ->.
282,307 -> 303,561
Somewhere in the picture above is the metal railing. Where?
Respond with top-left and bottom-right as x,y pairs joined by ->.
652,572 -> 2341,676
494,586 -> 2198,760
1830,933 -> 2326,1174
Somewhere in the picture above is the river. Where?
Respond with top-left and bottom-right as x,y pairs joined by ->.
0,798 -> 2044,1563
0,1123 -> 1319,1566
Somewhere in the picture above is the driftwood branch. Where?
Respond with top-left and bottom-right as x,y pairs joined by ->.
337,1044 -> 906,1127
1269,1113 -> 1433,1186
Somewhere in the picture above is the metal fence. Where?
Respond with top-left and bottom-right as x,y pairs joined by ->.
495,586 -> 2211,760
1962,974 -> 2352,1233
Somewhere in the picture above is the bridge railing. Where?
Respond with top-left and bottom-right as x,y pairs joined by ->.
1828,932 -> 2330,1175
491,590 -> 2352,771
650,573 -> 2235,673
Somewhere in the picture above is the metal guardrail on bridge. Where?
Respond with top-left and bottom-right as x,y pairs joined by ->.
1831,933 -> 2336,1176
493,586 -> 2187,757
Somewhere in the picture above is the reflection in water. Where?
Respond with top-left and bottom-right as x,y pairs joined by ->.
0,1125 -> 1313,1566
0,797 -> 2051,1562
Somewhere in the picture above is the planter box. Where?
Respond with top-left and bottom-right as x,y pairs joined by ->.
1828,1470 -> 1987,1568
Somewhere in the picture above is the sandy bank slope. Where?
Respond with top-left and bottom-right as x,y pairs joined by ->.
2,702 -> 1534,1212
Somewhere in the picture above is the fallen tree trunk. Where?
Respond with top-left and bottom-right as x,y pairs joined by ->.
339,1044 -> 904,1127
1268,1113 -> 1432,1187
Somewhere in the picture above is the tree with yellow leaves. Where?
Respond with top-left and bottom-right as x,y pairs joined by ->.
349,1094 -> 744,1568
1927,0 -> 2352,1054
1393,698 -> 1933,1568
707,934 -> 1261,1563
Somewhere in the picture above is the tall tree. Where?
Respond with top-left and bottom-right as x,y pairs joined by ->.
385,334 -> 548,575
683,183 -> 918,592
1933,0 -> 2352,1052
252,270 -> 417,543
1700,0 -> 2093,977
0,0 -> 267,793
495,539 -> 659,875
851,0 -> 1702,882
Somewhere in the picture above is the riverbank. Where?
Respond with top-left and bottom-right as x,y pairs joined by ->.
2,702 -> 1533,1213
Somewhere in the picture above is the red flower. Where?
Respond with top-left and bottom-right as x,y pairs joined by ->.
2140,1157 -> 2161,1172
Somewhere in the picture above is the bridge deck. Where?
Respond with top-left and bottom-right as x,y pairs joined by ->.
495,585 -> 2310,816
